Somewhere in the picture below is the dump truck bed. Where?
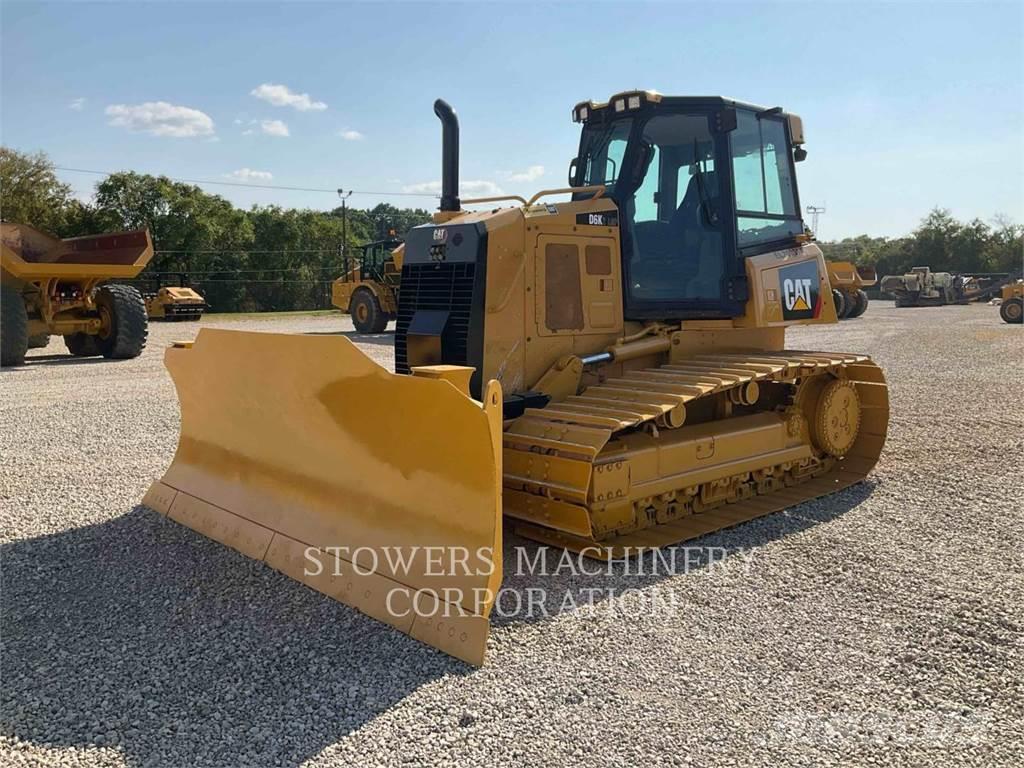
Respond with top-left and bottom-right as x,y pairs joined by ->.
1,222 -> 153,282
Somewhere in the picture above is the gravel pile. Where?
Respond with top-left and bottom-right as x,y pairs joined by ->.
2,304 -> 1021,767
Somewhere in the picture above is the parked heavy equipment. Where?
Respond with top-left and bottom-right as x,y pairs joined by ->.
998,281 -> 1023,324
826,261 -> 875,319
1,222 -> 151,366
146,93 -> 889,664
881,267 -> 1013,308
880,266 -> 961,307
144,273 -> 207,321
331,238 -> 403,333
958,273 -> 1014,304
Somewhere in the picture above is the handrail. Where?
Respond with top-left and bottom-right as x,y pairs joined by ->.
526,184 -> 606,207
460,194 -> 529,206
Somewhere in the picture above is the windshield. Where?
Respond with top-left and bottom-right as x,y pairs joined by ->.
578,119 -> 632,191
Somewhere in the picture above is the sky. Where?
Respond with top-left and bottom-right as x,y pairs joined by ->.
2,0 -> 1021,240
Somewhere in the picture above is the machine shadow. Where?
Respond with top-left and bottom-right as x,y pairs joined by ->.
21,354 -> 121,366
1,481 -> 877,764
303,329 -> 395,347
0,507 -> 465,767
493,480 -> 880,628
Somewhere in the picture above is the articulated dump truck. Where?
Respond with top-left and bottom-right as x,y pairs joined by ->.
145,93 -> 890,664
1,223 -> 152,366
826,261 -> 876,319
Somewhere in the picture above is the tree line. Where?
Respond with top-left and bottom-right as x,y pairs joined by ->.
2,147 -> 1020,313
0,147 -> 431,312
818,209 -> 1022,279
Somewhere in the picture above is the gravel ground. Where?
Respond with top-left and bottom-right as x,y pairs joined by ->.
2,302 -> 1021,767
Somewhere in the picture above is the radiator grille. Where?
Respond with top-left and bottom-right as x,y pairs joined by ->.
395,262 -> 477,374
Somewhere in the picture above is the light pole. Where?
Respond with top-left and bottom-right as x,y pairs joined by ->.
337,189 -> 353,275
806,205 -> 826,239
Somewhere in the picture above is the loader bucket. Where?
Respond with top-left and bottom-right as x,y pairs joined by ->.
144,329 -> 503,665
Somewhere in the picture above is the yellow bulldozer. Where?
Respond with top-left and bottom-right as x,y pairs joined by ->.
1,222 -> 152,366
826,261 -> 876,319
330,238 -> 403,333
145,93 -> 889,664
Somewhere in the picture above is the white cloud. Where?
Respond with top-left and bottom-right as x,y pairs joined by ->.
69,97 -> 86,111
339,129 -> 364,141
106,101 -> 214,138
226,168 -> 273,182
401,180 -> 504,197
250,83 -> 326,111
509,165 -> 545,183
258,119 -> 289,137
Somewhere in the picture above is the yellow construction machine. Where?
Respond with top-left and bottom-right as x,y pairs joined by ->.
998,281 -> 1023,324
826,261 -> 875,319
1,222 -> 152,366
145,273 -> 208,321
330,238 -> 403,332
146,93 -> 889,664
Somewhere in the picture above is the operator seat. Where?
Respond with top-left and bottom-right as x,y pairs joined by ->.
630,171 -> 722,299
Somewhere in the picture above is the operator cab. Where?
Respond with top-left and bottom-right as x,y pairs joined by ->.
348,238 -> 402,283
570,92 -> 807,320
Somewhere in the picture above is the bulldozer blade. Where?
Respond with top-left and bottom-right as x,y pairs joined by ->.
144,329 -> 503,665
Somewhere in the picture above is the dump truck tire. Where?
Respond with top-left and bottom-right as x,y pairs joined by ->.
1,284 -> 29,367
851,289 -> 869,318
95,284 -> 148,359
1000,296 -> 1023,324
832,289 -> 846,319
64,332 -> 101,357
350,289 -> 387,333
28,332 -> 50,349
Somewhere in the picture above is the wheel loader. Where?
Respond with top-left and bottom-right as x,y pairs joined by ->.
331,238 -> 403,333
1,222 -> 152,366
826,261 -> 875,319
145,93 -> 889,665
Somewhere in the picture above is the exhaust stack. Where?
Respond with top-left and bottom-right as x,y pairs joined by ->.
434,99 -> 460,211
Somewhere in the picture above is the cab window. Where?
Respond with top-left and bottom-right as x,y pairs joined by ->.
624,113 -> 725,303
580,120 -> 631,190
731,110 -> 802,247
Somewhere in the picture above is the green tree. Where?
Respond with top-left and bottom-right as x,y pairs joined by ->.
0,148 -> 75,234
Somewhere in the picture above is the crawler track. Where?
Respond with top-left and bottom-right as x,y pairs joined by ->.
503,351 -> 889,557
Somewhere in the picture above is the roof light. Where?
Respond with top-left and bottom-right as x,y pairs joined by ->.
579,106 -> 588,121
627,95 -> 641,110
614,99 -> 625,113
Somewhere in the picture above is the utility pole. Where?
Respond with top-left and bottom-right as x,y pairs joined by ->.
806,204 -> 827,239
337,189 -> 353,273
